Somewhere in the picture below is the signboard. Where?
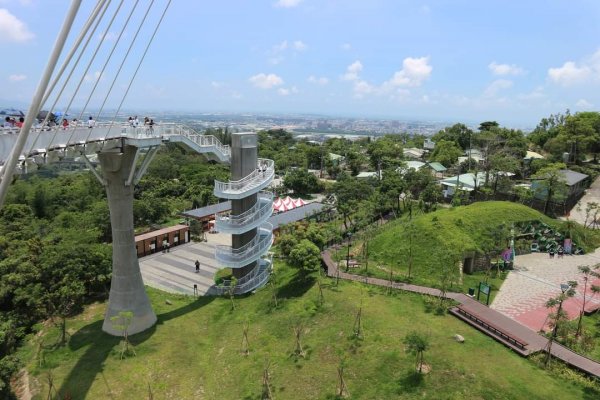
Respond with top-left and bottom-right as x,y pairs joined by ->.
477,281 -> 492,305
479,282 -> 490,295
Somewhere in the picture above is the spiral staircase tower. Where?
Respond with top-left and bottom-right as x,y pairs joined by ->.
213,132 -> 274,294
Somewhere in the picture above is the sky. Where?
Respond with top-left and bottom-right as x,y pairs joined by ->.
1,0 -> 600,127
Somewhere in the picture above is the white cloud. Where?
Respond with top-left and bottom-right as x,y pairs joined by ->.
384,57 -> 432,88
342,60 -> 363,81
274,0 -> 302,8
211,81 -> 222,88
548,61 -> 592,86
576,99 -> 593,109
342,57 -> 431,98
273,40 -> 288,52
84,71 -> 102,83
8,73 -> 25,81
293,40 -> 307,51
97,31 -> 118,42
307,75 -> 329,85
0,8 -> 34,42
483,79 -> 513,97
278,86 -> 298,96
353,80 -> 375,98
517,86 -> 544,101
488,61 -> 525,76
249,73 -> 284,89
341,43 -> 351,51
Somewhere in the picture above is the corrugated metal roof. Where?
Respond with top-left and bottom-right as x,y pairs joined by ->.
427,162 -> 447,172
181,202 -> 231,219
269,202 -> 327,229
135,224 -> 188,241
560,169 -> 588,186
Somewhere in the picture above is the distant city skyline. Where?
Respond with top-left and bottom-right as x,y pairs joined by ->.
1,1 -> 599,126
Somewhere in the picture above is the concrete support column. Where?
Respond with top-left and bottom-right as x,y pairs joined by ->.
100,145 -> 157,336
231,133 -> 258,278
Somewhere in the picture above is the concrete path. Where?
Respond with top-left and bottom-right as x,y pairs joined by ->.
139,232 -> 231,296
491,251 -> 600,332
564,175 -> 600,226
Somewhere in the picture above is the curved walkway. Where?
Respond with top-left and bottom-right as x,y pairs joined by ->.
321,249 -> 600,378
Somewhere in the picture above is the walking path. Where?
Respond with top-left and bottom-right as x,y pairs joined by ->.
491,250 -> 600,331
563,175 -> 600,227
321,249 -> 600,378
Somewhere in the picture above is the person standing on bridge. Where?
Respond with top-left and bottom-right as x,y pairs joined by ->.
195,260 -> 200,273
88,116 -> 96,128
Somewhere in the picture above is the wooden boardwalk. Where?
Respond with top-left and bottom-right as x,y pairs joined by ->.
321,249 -> 600,378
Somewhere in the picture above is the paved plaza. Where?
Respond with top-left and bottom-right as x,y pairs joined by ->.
139,232 -> 231,296
491,250 -> 600,331
563,176 -> 600,226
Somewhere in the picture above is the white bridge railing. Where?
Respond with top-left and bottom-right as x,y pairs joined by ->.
214,158 -> 274,199
213,256 -> 273,295
214,223 -> 273,269
0,122 -> 231,167
215,191 -> 273,234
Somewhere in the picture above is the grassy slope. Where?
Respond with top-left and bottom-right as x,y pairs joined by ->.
17,263 -> 599,400
362,201 -> 600,290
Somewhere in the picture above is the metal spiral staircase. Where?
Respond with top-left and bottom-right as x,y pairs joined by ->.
212,152 -> 275,295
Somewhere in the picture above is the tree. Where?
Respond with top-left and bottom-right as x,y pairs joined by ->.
575,265 -> 600,337
432,123 -> 473,150
419,182 -> 441,212
288,239 -> 321,274
532,163 -> 568,215
404,331 -> 430,373
110,311 -> 137,359
479,121 -> 499,132
283,169 -> 322,196
277,234 -> 298,258
544,282 -> 577,367
429,140 -> 462,167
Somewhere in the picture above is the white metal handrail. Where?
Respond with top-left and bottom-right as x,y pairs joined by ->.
215,223 -> 273,268
214,158 -> 274,196
215,257 -> 272,295
215,191 -> 273,229
0,122 -> 232,171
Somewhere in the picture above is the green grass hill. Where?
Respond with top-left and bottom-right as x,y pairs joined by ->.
361,201 -> 600,289
16,263 -> 600,399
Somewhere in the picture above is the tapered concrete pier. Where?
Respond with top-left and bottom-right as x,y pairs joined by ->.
99,146 -> 157,336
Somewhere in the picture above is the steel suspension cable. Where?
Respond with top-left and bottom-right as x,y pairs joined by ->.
89,0 -> 156,145
30,0 -> 112,154
107,0 -> 172,137
73,0 -> 140,142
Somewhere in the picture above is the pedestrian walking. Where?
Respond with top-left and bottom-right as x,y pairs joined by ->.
195,260 -> 200,273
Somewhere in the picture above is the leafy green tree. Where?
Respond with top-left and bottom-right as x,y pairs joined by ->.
575,265 -> 600,337
366,135 -> 403,170
433,123 -> 473,150
277,234 -> 298,258
288,239 -> 321,274
429,140 -> 462,167
283,169 -> 322,196
419,182 -> 441,212
479,121 -> 499,131
532,163 -> 568,215
404,331 -> 430,373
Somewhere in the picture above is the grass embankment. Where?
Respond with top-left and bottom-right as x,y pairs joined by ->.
17,263 -> 600,399
351,201 -> 600,293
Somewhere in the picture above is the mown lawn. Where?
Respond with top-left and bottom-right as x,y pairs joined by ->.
17,262 -> 600,399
